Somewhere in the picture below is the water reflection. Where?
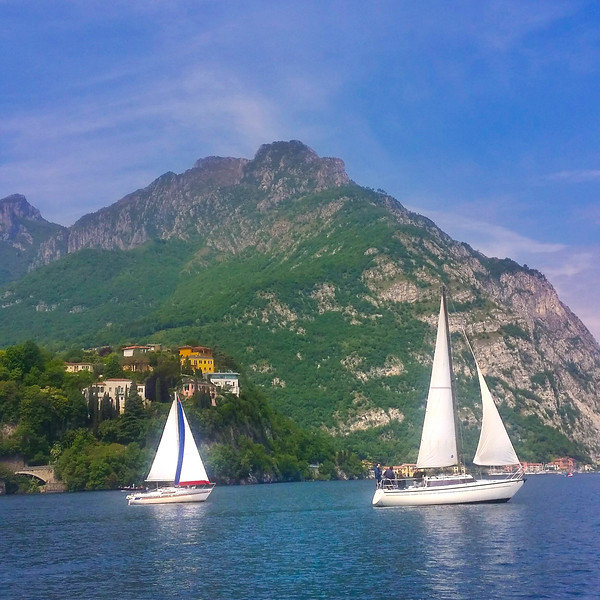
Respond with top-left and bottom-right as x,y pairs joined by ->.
414,503 -> 526,599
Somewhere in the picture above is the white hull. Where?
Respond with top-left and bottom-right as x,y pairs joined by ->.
372,477 -> 524,507
127,485 -> 214,505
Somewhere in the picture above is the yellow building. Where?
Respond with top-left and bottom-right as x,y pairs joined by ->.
178,345 -> 215,374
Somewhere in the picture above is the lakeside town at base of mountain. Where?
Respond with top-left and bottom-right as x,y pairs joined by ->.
65,343 -> 240,414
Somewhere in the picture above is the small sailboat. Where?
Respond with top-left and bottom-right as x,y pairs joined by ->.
373,288 -> 525,507
128,394 -> 214,505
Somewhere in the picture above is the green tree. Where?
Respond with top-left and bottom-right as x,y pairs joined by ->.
103,354 -> 123,379
277,454 -> 307,481
117,384 -> 145,443
1,341 -> 44,381
318,458 -> 338,480
88,387 -> 99,434
56,432 -> 146,491
193,390 -> 212,410
336,449 -> 365,479
17,386 -> 53,459
66,389 -> 89,430
100,393 -> 115,422
0,380 -> 21,423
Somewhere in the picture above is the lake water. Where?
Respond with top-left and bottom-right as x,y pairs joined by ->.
1,474 -> 599,599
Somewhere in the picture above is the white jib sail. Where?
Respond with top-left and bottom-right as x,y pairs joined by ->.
473,361 -> 520,466
177,402 -> 210,485
417,295 -> 459,468
146,398 -> 180,482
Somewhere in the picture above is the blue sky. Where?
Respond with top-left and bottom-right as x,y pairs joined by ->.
1,1 -> 600,340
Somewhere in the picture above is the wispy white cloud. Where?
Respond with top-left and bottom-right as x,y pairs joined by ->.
474,2 -> 576,52
579,202 -> 600,226
406,206 -> 566,259
0,59 -> 296,223
546,246 -> 600,342
547,170 -> 600,183
542,250 -> 597,279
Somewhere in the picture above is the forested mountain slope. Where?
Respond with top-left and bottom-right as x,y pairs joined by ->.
1,141 -> 599,462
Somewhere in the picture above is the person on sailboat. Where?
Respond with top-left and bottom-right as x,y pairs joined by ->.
412,469 -> 425,487
374,464 -> 382,488
383,466 -> 395,488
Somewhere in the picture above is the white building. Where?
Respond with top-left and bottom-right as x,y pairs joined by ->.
65,362 -> 94,373
87,378 -> 147,413
209,373 -> 240,396
122,345 -> 151,358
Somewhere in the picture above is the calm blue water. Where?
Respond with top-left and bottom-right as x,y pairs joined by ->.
1,474 -> 599,599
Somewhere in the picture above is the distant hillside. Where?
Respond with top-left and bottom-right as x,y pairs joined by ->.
1,141 -> 600,463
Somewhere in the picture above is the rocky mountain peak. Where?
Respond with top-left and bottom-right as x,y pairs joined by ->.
0,193 -> 64,248
0,194 -> 45,241
0,194 -> 65,283
242,140 -> 350,207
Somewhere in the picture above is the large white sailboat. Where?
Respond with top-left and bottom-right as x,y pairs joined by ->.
128,394 -> 214,505
372,289 -> 524,507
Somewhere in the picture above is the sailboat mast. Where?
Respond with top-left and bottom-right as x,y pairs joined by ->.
442,286 -> 462,470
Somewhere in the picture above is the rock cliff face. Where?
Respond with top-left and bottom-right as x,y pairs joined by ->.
33,140 -> 350,262
1,194 -> 49,245
358,193 -> 600,456
2,140 -> 600,460
0,194 -> 65,284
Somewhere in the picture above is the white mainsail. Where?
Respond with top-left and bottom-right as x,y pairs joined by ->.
473,361 -> 520,466
146,396 -> 210,485
416,294 -> 459,468
146,398 -> 179,482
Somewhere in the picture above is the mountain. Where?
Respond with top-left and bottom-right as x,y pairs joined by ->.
1,141 -> 600,462
0,194 -> 65,285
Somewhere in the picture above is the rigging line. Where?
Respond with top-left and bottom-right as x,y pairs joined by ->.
455,306 -> 492,472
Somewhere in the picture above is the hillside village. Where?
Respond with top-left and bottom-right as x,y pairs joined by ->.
66,344 -> 240,413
